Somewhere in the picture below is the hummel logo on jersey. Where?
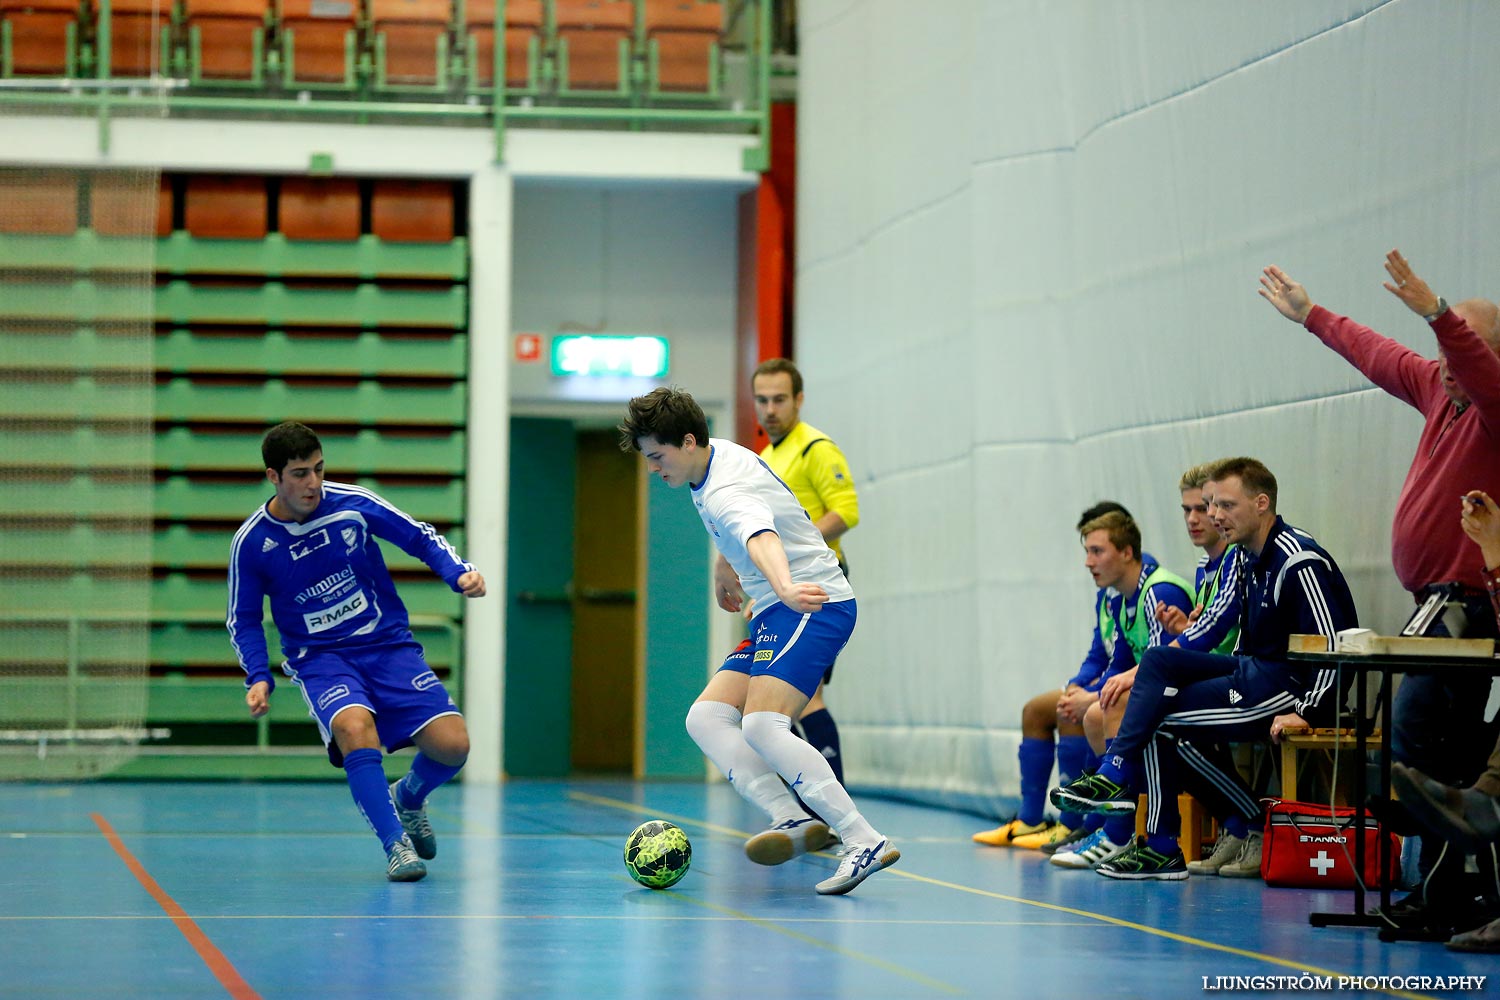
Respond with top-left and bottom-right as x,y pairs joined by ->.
1227,689 -> 1243,704
262,538 -> 278,552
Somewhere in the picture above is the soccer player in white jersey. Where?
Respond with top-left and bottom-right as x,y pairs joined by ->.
227,422 -> 486,882
620,387 -> 899,895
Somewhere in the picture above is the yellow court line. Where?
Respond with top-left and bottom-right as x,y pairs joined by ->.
570,792 -> 1437,1000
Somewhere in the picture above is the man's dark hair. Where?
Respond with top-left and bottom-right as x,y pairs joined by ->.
1076,500 -> 1130,531
618,387 -> 710,453
753,357 -> 803,397
1207,456 -> 1278,512
262,421 -> 322,474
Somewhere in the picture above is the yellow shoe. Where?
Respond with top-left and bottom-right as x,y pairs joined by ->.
1011,822 -> 1075,850
972,818 -> 1050,847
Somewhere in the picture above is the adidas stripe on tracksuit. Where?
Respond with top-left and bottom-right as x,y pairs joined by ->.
1110,516 -> 1358,837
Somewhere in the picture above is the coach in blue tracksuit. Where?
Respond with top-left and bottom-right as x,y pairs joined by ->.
227,421 -> 486,882
1053,456 -> 1358,880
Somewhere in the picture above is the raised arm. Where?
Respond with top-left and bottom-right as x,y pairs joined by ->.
1260,263 -> 1436,409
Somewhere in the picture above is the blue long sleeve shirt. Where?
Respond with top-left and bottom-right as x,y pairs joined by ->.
226,481 -> 472,690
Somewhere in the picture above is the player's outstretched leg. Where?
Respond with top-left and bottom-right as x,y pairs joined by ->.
686,700 -> 827,865
742,710 -> 899,894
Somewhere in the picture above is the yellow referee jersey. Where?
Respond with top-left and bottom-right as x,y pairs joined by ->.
759,420 -> 859,562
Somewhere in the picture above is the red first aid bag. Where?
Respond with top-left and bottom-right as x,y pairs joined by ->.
1260,799 -> 1401,889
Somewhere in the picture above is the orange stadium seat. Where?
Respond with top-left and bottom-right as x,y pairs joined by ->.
466,0 -> 539,91
0,0 -> 81,76
554,0 -> 632,93
370,179 -> 452,243
184,175 -> 268,239
89,174 -> 173,237
103,0 -> 172,77
279,0 -> 355,85
183,0 -> 266,81
279,176 -> 359,241
0,172 -> 78,234
371,0 -> 449,87
644,0 -> 719,93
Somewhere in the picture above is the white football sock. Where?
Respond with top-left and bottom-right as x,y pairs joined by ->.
742,711 -> 881,846
685,700 -> 805,824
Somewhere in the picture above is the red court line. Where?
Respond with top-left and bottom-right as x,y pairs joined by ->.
90,812 -> 262,1000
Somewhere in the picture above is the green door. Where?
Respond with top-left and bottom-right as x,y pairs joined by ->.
504,417 -> 575,776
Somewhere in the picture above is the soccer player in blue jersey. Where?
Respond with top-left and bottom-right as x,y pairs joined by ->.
1066,464 -> 1244,872
227,422 -> 486,882
974,502 -> 1193,854
1043,510 -> 1194,870
620,386 -> 898,895
1054,457 -> 1358,880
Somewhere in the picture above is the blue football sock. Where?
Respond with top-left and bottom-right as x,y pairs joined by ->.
797,708 -> 843,784
1083,812 -> 1105,833
1146,832 -> 1179,856
1097,753 -> 1136,787
1057,735 -> 1091,786
1017,737 -> 1054,826
1104,814 -> 1135,844
395,752 -> 464,809
1223,814 -> 1248,840
344,748 -> 405,851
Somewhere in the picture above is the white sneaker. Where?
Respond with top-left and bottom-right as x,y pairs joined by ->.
744,816 -> 831,866
1050,828 -> 1127,869
814,838 -> 900,895
1217,831 -> 1264,878
1186,833 -> 1245,876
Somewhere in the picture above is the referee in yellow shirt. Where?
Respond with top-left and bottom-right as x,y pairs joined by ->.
751,358 -> 860,783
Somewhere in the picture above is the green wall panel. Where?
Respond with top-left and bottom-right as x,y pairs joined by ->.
640,475 -> 710,778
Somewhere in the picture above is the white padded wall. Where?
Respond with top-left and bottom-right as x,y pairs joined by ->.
799,0 -> 1500,813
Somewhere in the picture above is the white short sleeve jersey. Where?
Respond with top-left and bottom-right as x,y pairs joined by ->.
692,438 -> 854,612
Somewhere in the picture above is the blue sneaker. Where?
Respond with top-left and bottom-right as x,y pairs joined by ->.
745,816 -> 831,866
1050,773 -> 1136,816
815,838 -> 900,895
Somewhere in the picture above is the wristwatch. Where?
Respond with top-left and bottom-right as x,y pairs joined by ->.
1423,296 -> 1448,322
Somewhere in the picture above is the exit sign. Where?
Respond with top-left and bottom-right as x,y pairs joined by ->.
551,335 -> 669,378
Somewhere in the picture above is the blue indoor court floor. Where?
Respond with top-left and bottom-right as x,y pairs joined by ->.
0,779 -> 1490,1000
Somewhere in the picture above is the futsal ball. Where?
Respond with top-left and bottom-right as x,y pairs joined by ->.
624,820 -> 692,889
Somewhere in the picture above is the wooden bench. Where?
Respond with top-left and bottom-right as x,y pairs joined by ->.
1279,727 -> 1377,803
1135,792 -> 1213,861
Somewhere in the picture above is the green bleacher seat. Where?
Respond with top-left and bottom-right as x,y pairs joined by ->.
155,377 -> 466,426
155,328 -> 468,378
154,425 -> 467,474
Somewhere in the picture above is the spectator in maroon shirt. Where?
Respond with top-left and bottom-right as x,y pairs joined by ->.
1260,250 -> 1500,930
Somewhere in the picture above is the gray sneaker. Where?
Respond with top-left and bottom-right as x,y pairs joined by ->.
1216,830 -> 1264,878
385,835 -> 428,882
815,838 -> 900,895
1186,833 -> 1246,876
391,780 -> 437,860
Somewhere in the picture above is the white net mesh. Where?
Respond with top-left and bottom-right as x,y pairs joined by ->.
0,164 -> 159,779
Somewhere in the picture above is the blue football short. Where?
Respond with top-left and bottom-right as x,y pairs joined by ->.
282,639 -> 459,755
716,599 -> 856,698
